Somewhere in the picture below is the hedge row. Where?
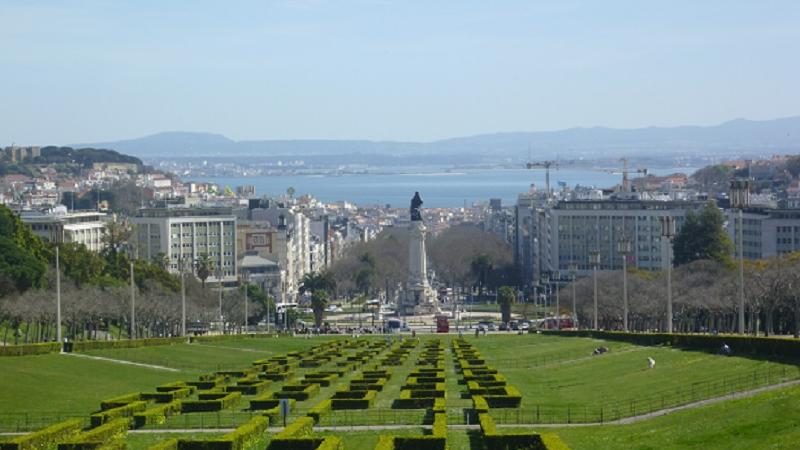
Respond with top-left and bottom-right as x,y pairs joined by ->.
453,339 -> 522,410
90,401 -> 147,427
267,416 -> 345,450
57,418 -> 128,450
330,390 -> 377,410
99,393 -> 141,411
173,415 -> 269,450
0,418 -> 83,450
0,342 -> 60,357
141,388 -> 193,403
374,413 -> 447,450
180,392 -> 241,413
0,337 -> 189,357
541,330 -> 800,359
479,413 -> 546,450
133,400 -> 182,428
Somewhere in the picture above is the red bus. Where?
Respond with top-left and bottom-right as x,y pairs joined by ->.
436,315 -> 449,333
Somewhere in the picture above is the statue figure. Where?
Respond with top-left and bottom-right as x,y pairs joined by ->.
410,191 -> 423,221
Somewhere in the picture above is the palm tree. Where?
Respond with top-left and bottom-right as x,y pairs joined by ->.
299,271 -> 336,296
311,290 -> 329,329
498,286 -> 516,325
470,254 -> 494,296
195,253 -> 214,288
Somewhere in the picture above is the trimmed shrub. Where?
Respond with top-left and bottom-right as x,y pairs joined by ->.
156,382 -> 192,393
479,414 -> 545,450
180,393 -> 241,413
176,415 -> 268,450
330,390 -> 377,410
90,401 -> 147,427
541,434 -> 571,450
225,380 -> 270,396
0,418 -> 83,450
147,439 -> 178,450
0,342 -> 60,357
275,417 -> 313,439
141,388 -> 192,403
307,400 -> 332,423
133,401 -> 182,428
472,396 -> 489,414
58,418 -> 128,450
99,393 -> 141,411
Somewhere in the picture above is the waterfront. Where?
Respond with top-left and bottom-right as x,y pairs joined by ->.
201,167 -> 697,207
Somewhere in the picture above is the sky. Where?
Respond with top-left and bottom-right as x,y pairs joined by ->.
2,0 -> 800,145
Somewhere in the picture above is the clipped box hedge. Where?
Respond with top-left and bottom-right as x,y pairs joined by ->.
330,390 -> 377,409
307,400 -> 332,423
99,393 -> 141,411
272,383 -> 319,401
225,380 -> 271,396
175,415 -> 268,450
141,388 -> 193,403
90,400 -> 147,427
133,400 -> 182,428
57,418 -> 128,450
0,342 -> 61,357
180,392 -> 241,413
0,418 -> 83,450
266,417 -> 343,450
374,413 -> 446,450
479,413 -> 547,450
483,386 -> 522,408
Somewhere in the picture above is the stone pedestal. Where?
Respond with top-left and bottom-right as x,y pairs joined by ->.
400,220 -> 437,316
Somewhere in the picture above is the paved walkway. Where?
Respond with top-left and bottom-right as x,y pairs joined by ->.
61,352 -> 181,372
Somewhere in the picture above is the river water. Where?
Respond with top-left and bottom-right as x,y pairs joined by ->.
201,167 -> 695,208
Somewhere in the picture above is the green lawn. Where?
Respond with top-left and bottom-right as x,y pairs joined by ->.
4,333 -> 800,449
546,383 -> 800,449
470,334 -> 800,419
81,336 -> 340,372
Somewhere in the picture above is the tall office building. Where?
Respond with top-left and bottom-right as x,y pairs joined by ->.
132,207 -> 237,283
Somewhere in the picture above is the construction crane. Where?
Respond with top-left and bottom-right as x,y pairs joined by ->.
592,158 -> 648,192
526,161 -> 558,198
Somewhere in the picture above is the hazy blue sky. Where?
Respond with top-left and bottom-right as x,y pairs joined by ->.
2,1 -> 800,144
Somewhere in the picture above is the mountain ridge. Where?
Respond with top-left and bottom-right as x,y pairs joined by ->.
72,116 -> 800,159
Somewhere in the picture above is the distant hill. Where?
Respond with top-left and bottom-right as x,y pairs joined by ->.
73,116 -> 800,160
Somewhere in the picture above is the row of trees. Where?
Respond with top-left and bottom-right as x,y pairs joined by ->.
554,255 -> 800,337
0,205 -> 272,344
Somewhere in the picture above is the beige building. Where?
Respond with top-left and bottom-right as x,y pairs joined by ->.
20,207 -> 108,252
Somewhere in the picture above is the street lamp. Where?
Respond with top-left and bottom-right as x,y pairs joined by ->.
240,273 -> 249,334
180,258 -> 187,337
130,260 -> 136,340
617,236 -> 632,332
56,246 -> 62,345
568,264 -> 578,329
589,250 -> 601,330
660,216 -> 676,333
730,179 -> 751,335
554,271 -> 561,330
216,267 -> 223,334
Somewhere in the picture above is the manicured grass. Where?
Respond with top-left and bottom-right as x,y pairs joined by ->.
82,336 -> 339,372
542,383 -> 800,449
470,334 -> 800,415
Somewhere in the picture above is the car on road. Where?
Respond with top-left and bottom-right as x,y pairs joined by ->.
519,322 -> 530,331
477,321 -> 496,331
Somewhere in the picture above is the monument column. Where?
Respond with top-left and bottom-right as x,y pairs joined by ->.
404,192 -> 435,315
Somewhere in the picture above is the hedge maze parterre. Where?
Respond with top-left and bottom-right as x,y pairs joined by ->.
3,337 -> 572,450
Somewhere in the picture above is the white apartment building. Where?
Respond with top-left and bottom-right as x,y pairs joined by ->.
20,206 -> 108,252
132,207 -> 237,283
727,208 -> 800,259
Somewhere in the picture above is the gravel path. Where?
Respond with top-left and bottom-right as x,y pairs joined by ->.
61,352 -> 181,372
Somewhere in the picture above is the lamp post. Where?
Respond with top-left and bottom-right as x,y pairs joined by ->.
217,267 -> 223,334
180,258 -> 186,337
56,246 -> 62,344
730,179 -> 751,334
569,264 -> 578,329
130,260 -> 136,340
660,216 -> 676,333
617,236 -> 632,332
589,250 -> 601,330
554,271 -> 561,330
240,273 -> 249,334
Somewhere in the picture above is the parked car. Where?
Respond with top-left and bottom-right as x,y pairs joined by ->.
519,322 -> 530,331
498,323 -> 509,331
